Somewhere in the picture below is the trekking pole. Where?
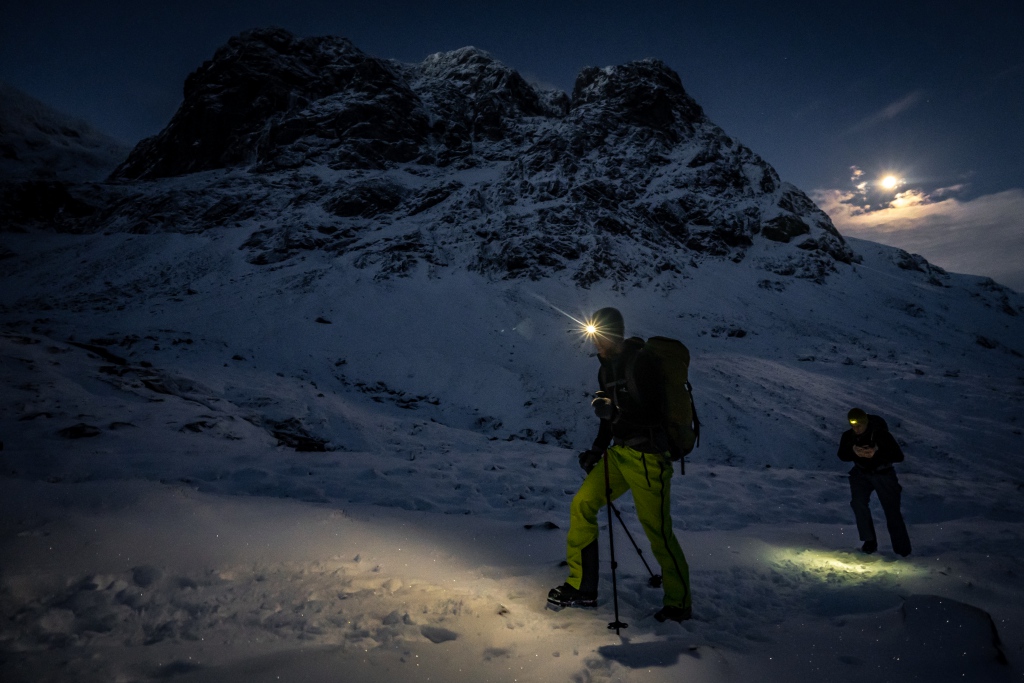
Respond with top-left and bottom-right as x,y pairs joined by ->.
603,450 -> 628,634
609,501 -> 662,588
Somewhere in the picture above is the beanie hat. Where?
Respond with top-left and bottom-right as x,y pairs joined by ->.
847,408 -> 868,425
591,307 -> 625,341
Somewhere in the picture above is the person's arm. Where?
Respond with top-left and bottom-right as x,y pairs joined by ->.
837,430 -> 857,462
590,419 -> 612,454
873,426 -> 904,465
582,366 -> 612,465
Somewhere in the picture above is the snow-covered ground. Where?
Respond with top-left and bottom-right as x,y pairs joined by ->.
1,228 -> 1022,682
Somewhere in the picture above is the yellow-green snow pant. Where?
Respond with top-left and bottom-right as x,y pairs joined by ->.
565,444 -> 691,609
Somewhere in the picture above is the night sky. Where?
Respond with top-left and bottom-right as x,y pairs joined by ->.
3,0 -> 1022,288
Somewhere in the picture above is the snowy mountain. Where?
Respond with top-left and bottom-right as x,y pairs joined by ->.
0,82 -> 130,233
25,27 -> 849,286
0,82 -> 129,184
1,28 -> 1023,683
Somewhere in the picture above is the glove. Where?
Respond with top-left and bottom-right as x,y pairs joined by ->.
578,449 -> 603,473
592,391 -> 617,421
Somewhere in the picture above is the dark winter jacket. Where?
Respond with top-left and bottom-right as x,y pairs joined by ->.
837,414 -> 904,472
590,337 -> 667,454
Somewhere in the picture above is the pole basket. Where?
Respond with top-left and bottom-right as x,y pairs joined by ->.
608,620 -> 628,633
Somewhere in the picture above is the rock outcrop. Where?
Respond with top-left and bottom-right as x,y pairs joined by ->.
8,28 -> 855,285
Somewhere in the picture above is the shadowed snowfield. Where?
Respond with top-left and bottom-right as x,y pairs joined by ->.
1,228 -> 1022,682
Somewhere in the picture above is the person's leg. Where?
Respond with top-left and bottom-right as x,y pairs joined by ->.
616,448 -> 691,610
564,450 -> 629,593
849,468 -> 877,548
873,470 -> 911,556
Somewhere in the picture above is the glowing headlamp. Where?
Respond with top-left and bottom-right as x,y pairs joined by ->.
584,323 -> 598,337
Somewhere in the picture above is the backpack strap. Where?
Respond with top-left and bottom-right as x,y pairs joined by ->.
689,381 -> 700,446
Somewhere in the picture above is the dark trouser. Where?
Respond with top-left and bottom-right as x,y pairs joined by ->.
849,466 -> 912,556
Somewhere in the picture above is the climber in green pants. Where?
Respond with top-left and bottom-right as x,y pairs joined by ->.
548,307 -> 692,622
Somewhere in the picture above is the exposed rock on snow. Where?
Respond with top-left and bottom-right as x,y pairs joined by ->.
112,29 -> 425,178
4,28 -> 851,286
900,595 -> 1008,667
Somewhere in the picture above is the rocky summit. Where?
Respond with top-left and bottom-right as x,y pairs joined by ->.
5,28 -> 852,286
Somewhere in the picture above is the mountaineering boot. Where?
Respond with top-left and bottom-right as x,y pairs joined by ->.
552,540 -> 600,609
547,584 -> 597,609
653,605 -> 692,623
861,539 -> 878,554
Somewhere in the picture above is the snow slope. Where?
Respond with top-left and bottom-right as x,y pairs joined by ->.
1,226 -> 1022,682
0,82 -> 129,183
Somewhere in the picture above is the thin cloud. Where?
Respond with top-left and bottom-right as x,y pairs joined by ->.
813,187 -> 1024,291
842,90 -> 924,136
993,62 -> 1024,81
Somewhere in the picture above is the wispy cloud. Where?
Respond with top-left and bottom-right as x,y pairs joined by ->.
993,62 -> 1024,81
842,90 -> 924,136
813,186 -> 1024,291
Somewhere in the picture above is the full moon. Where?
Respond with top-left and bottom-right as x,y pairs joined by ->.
881,175 -> 899,190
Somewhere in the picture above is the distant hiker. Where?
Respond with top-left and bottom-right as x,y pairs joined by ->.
547,307 -> 692,622
837,408 -> 912,557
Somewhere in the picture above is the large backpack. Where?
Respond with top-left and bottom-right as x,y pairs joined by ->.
628,336 -> 701,471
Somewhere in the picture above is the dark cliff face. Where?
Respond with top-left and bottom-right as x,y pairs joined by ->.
471,59 -> 850,283
112,28 -> 431,179
411,46 -> 568,147
13,28 -> 854,286
111,32 -> 569,180
571,60 -> 705,137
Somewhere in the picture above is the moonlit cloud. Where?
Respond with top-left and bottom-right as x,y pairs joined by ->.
836,165 -> 917,212
813,185 -> 1024,291
842,90 -> 924,135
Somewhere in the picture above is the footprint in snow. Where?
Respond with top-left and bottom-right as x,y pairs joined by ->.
420,625 -> 458,643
